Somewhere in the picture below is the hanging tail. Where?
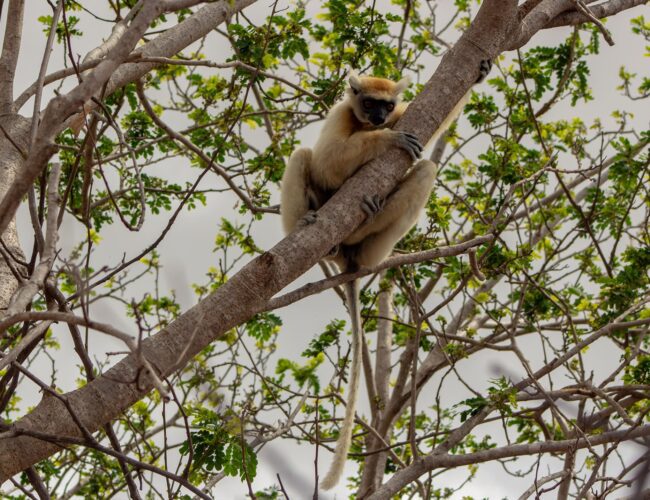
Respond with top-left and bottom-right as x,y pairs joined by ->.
320,278 -> 363,490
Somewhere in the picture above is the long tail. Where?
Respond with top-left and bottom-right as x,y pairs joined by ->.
320,278 -> 363,490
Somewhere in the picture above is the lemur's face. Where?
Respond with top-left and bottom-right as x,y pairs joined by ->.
359,96 -> 396,126
347,72 -> 409,127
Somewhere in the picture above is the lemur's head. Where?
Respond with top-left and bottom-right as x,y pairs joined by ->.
347,70 -> 410,127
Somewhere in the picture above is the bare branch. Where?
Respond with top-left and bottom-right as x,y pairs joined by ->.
2,163 -> 62,318
265,235 -> 495,311
370,424 -> 650,499
0,0 -> 24,112
0,310 -> 169,399
0,321 -> 53,371
468,248 -> 485,281
136,81 -> 274,215
136,56 -> 322,102
547,0 -> 648,29
510,0 -> 647,49
571,0 -> 615,45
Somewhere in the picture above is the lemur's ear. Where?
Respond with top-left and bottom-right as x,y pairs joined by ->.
348,69 -> 362,94
394,75 -> 411,94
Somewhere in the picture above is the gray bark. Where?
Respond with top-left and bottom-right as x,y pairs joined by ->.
0,115 -> 29,309
0,0 -> 24,113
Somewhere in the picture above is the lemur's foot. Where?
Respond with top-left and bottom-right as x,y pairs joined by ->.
361,194 -> 384,218
476,59 -> 492,83
298,210 -> 318,226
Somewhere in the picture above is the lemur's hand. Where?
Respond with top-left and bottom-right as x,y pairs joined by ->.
391,131 -> 423,160
361,194 -> 384,218
298,210 -> 318,226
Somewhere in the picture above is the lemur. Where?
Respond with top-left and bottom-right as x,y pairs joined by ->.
280,60 -> 491,490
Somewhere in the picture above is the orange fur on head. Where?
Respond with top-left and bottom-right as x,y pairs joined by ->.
347,70 -> 410,100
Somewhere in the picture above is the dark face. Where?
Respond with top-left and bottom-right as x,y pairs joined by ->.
361,97 -> 395,126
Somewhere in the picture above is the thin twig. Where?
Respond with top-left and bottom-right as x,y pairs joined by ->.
571,0 -> 615,46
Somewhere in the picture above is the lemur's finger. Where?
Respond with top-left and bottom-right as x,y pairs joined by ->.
476,59 -> 492,83
298,210 -> 318,226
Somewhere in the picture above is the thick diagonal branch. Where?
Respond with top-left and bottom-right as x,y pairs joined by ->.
0,0 -> 517,479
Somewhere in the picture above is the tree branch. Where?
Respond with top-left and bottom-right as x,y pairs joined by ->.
368,312 -> 650,497
369,424 -> 650,499
0,1 -> 168,240
508,0 -> 574,50
2,164 -> 61,319
546,0 -> 648,29
0,0 -> 24,112
265,235 -> 495,311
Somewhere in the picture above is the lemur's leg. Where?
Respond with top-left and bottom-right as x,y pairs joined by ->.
345,159 -> 437,268
280,148 -> 315,233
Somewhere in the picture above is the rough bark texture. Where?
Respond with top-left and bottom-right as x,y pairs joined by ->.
0,115 -> 30,309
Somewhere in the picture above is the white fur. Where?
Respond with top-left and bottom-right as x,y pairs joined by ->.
394,75 -> 411,94
280,148 -> 312,234
319,278 -> 362,490
348,69 -> 361,92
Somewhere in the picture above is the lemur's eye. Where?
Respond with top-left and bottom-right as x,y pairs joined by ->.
386,103 -> 395,111
363,99 -> 373,110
